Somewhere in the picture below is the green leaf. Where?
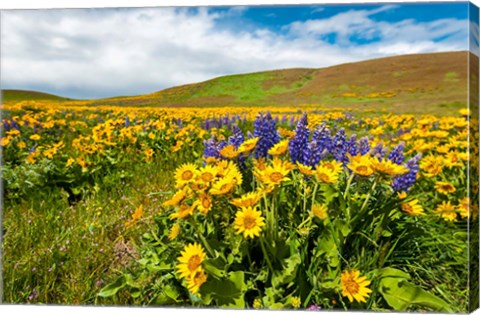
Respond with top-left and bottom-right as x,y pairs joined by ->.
379,267 -> 411,279
227,254 -> 234,265
322,185 -> 339,206
263,286 -> 285,308
130,289 -> 141,298
270,302 -> 286,309
200,271 -> 246,308
165,286 -> 179,300
334,219 -> 351,238
272,254 -> 301,287
320,280 -> 337,289
98,275 -> 126,297
146,263 -> 171,273
316,235 -> 339,267
125,274 -> 141,289
203,256 -> 227,279
378,268 -> 453,312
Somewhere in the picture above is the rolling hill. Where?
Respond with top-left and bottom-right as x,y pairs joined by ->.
1,89 -> 73,103
2,51 -> 472,113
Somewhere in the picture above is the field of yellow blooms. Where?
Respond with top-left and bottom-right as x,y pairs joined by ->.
1,100 -> 478,312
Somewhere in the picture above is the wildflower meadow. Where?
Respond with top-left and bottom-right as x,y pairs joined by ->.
1,100 -> 478,312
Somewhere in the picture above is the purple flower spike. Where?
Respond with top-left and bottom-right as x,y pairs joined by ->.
228,125 -> 244,149
253,112 -> 280,159
312,124 -> 332,155
358,136 -> 370,155
347,134 -> 359,157
371,142 -> 387,159
388,142 -> 405,165
289,113 -> 310,164
392,153 -> 422,192
331,128 -> 347,162
203,136 -> 220,161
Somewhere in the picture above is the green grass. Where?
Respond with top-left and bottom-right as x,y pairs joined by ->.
2,153 -> 182,304
2,90 -> 71,103
192,72 -> 273,101
191,71 -> 313,103
444,72 -> 460,82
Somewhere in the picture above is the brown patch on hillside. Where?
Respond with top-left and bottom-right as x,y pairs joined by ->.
307,51 -> 466,91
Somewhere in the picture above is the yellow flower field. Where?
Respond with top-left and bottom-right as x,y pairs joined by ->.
1,100 -> 477,312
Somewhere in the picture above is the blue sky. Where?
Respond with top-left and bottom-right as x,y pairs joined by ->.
215,3 -> 468,31
1,2 -> 474,99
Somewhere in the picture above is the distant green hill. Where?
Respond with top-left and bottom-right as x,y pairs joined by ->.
1,89 -> 72,103
93,51 -> 469,113
2,51 -> 471,114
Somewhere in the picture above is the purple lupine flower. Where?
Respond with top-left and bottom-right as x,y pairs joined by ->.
28,288 -> 38,301
358,136 -> 370,155
203,136 -> 220,161
3,120 -> 11,132
289,116 -> 295,127
346,134 -> 359,157
388,142 -> 405,165
228,125 -> 244,149
312,124 -> 332,154
228,125 -> 247,169
302,142 -> 313,166
307,304 -> 322,311
308,140 -> 324,167
125,116 -> 130,127
12,120 -> 21,130
392,153 -> 422,192
281,115 -> 288,124
331,128 -> 347,162
217,139 -> 227,151
205,118 -> 210,130
371,143 -> 387,159
289,113 -> 310,164
253,112 -> 280,159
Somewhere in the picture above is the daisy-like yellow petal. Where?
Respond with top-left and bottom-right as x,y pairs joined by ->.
233,207 -> 266,239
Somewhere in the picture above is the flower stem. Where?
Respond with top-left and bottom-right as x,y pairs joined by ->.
359,176 -> 379,214
310,182 -> 319,209
260,236 -> 274,274
189,217 -> 215,257
343,173 -> 355,199
262,190 -> 274,242
303,180 -> 308,213
297,216 -> 312,230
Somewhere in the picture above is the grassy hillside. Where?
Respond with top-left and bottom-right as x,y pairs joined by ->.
1,89 -> 73,103
93,51 -> 469,113
2,51 -> 469,114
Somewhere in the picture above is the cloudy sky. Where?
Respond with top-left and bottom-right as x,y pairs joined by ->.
0,2 -> 475,99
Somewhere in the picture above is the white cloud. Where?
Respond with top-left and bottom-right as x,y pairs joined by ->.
0,6 -> 468,99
